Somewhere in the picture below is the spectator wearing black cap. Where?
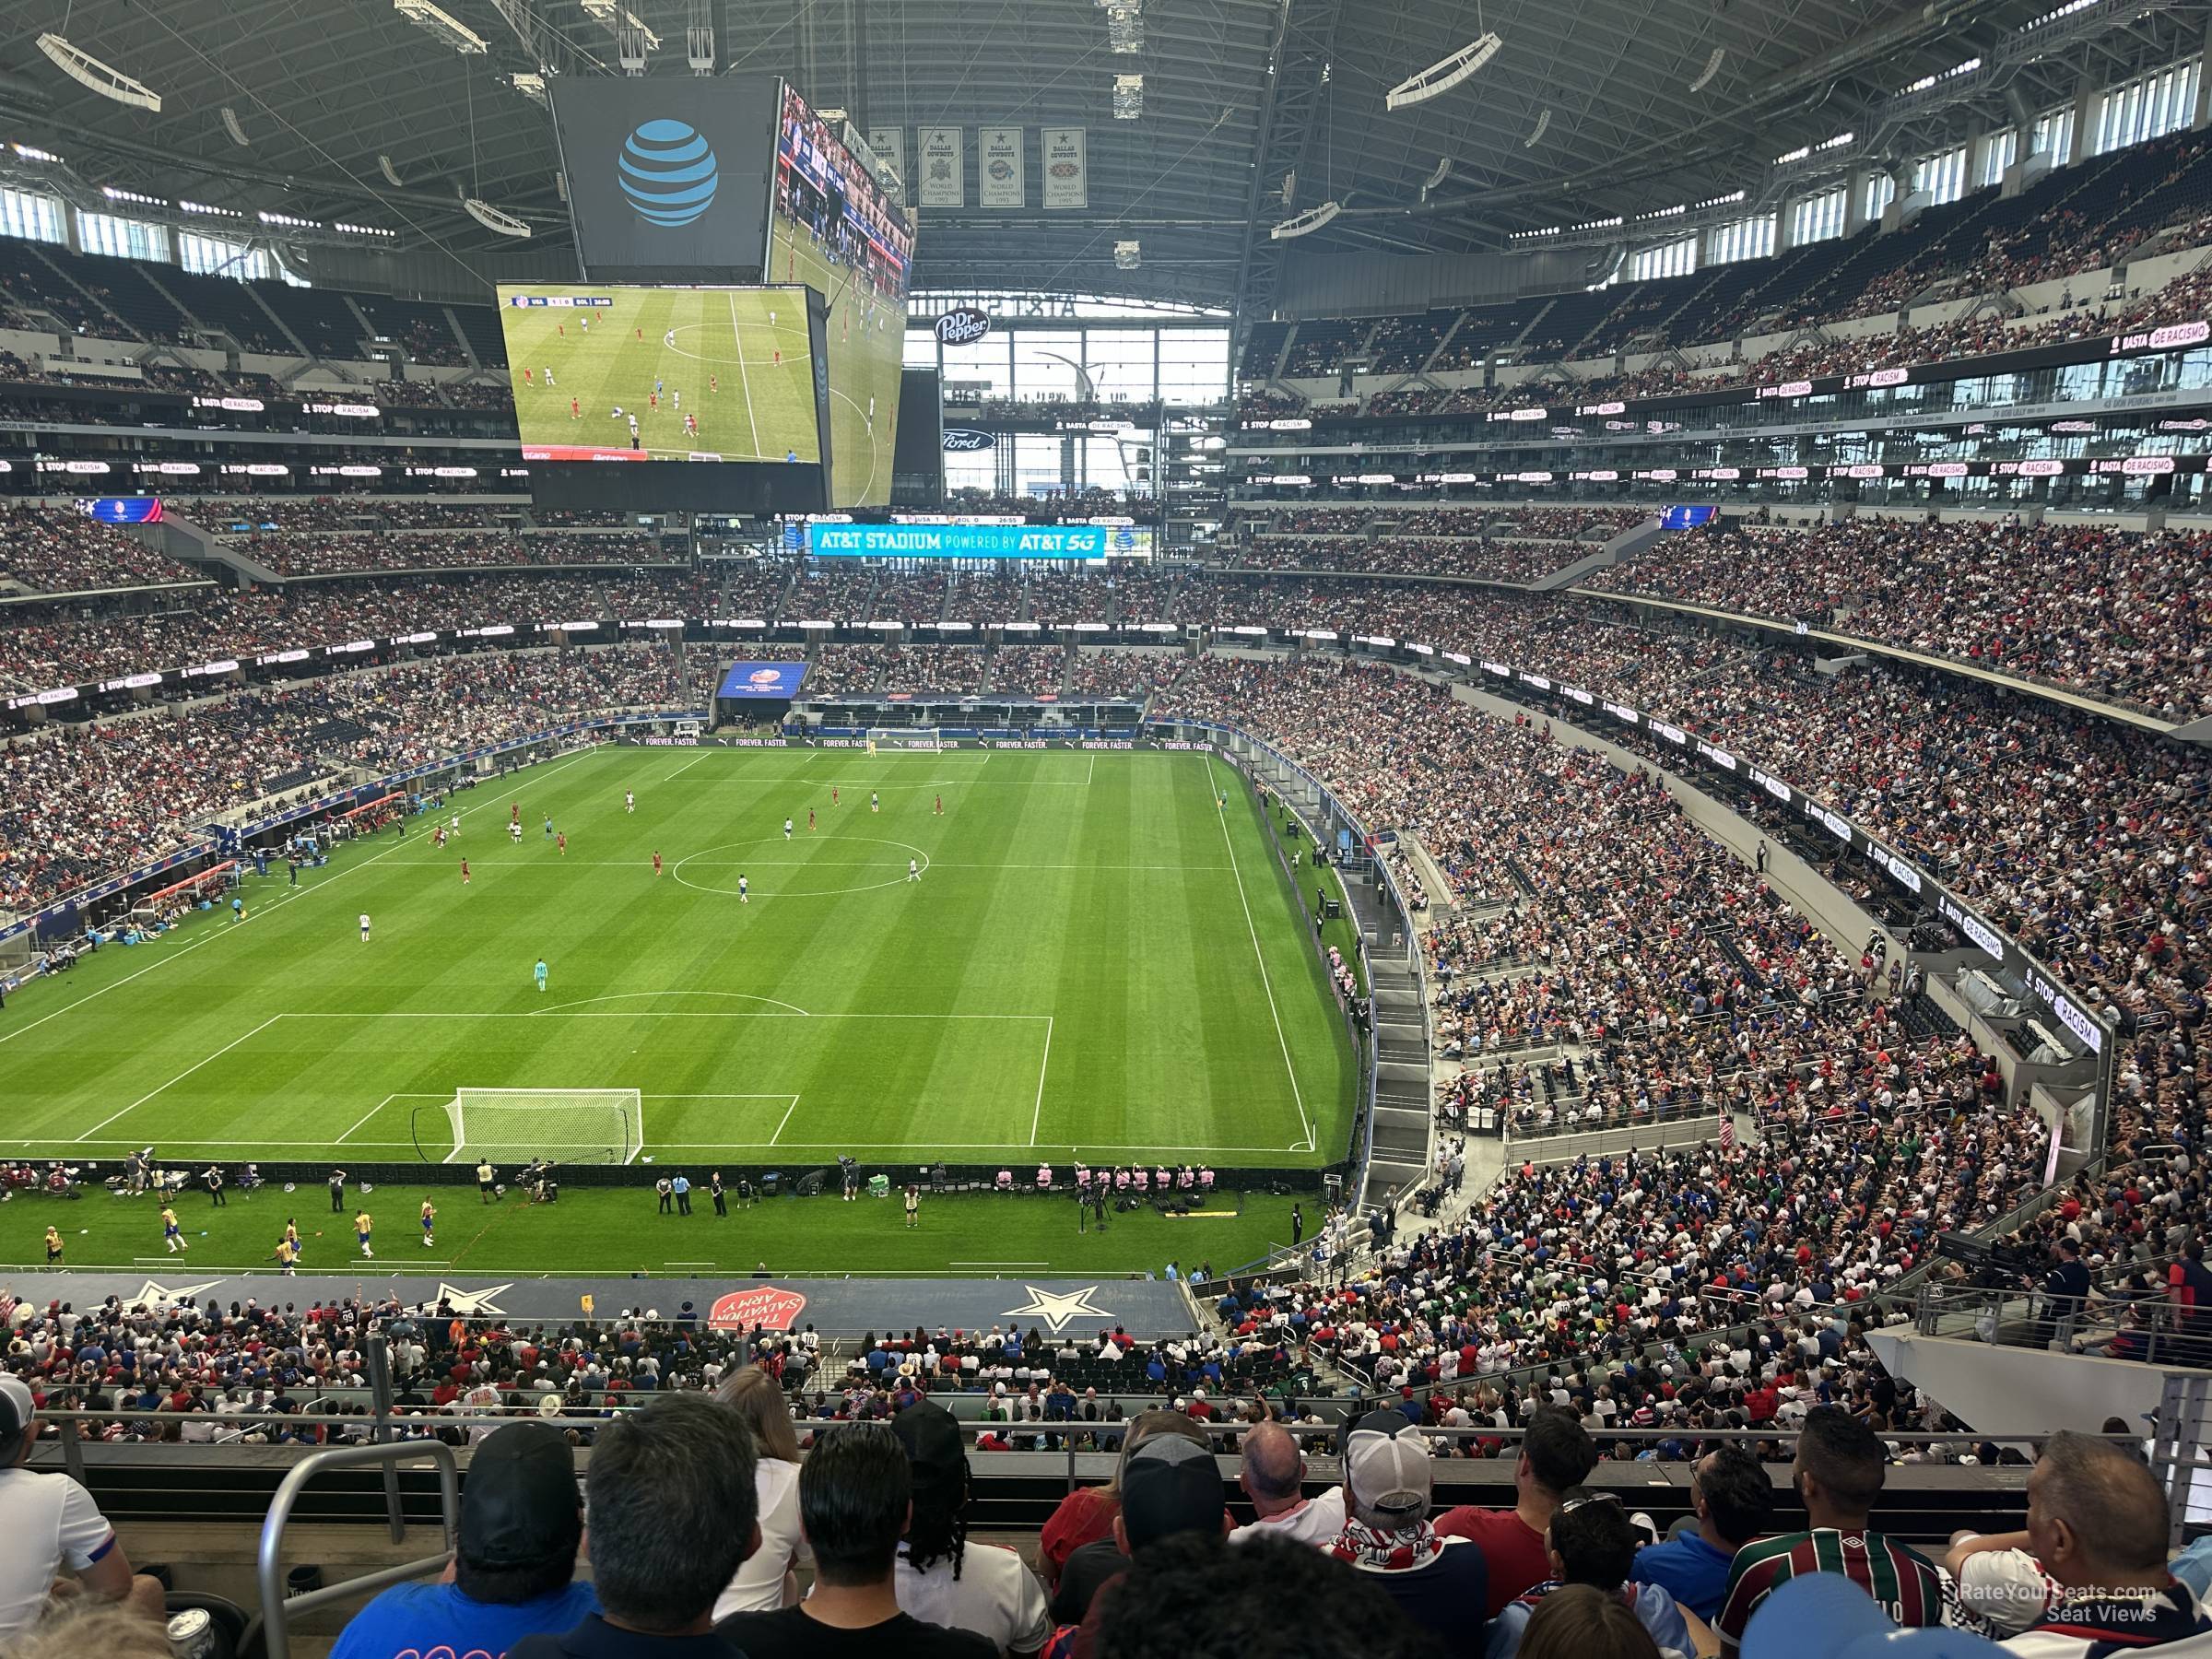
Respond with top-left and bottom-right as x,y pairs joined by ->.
1329,1409 -> 1489,1657
1063,1431 -> 1236,1659
1052,1409 -> 1219,1625
890,1402 -> 1052,1654
1488,1491 -> 1692,1659
1437,1405 -> 1594,1617
715,1423 -> 991,1659
331,1420 -> 596,1659
510,1392 -> 760,1659
0,1374 -> 165,1643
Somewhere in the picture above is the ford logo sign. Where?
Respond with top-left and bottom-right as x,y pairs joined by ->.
942,429 -> 995,453
935,307 -> 992,347
618,119 -> 719,228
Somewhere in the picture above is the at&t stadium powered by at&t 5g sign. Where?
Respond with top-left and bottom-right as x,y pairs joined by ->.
806,523 -> 1109,559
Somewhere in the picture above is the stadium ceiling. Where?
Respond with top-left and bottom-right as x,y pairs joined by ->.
0,0 -> 2199,314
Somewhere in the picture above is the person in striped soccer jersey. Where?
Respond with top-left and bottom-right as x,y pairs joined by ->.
1715,1406 -> 1951,1656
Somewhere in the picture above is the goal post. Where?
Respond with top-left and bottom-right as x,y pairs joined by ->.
426,1088 -> 643,1166
865,728 -> 942,752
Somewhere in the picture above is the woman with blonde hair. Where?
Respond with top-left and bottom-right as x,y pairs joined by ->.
710,1365 -> 812,1618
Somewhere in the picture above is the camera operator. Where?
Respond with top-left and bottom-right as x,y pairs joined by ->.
2039,1238 -> 2092,1348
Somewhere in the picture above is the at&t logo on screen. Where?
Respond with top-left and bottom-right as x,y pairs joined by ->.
618,119 -> 719,227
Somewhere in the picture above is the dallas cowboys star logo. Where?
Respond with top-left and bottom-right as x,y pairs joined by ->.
119,1279 -> 224,1309
1001,1283 -> 1115,1334
433,1282 -> 513,1314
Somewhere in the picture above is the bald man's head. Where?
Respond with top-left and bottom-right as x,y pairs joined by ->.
2029,1430 -> 2169,1587
1241,1419 -> 1307,1507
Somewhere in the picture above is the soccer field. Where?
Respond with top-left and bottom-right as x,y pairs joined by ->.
769,221 -> 903,507
499,285 -> 821,463
0,746 -> 1358,1276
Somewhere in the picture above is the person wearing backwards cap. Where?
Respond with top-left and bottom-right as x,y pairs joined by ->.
330,1419 -> 597,1659
891,1401 -> 1053,1654
0,1373 -> 165,1642
1064,1431 -> 1235,1659
1330,1409 -> 1489,1658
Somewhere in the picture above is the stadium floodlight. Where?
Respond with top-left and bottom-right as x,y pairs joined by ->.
35,34 -> 161,112
1269,199 -> 1340,239
1115,239 -> 1140,268
464,197 -> 533,237
1524,108 -> 1550,147
512,70 -> 548,106
221,106 -> 251,147
1688,47 -> 1724,91
580,0 -> 616,18
394,0 -> 488,53
1385,33 -> 1500,111
379,154 -> 406,187
688,27 -> 713,70
1113,73 -> 1144,118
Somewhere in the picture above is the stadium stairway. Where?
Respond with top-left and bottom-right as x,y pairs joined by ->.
1530,516 -> 1665,592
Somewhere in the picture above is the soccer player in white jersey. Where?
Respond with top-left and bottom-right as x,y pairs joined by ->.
784,817 -> 794,841
509,820 -> 522,843
908,858 -> 919,883
738,875 -> 749,904
449,812 -> 459,836
626,790 -> 635,813
672,389 -> 680,411
359,912 -> 371,942
545,367 -> 556,387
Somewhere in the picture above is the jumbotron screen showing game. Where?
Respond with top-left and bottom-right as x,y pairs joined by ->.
497,284 -> 825,465
766,84 -> 915,506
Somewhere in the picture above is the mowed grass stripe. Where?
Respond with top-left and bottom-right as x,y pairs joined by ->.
0,747 -> 1355,1198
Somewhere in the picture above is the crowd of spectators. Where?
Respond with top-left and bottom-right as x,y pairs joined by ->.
1586,517 -> 2212,719
0,506 -> 202,595
0,571 -> 711,688
806,646 -> 990,697
0,645 -> 698,910
223,528 -> 670,578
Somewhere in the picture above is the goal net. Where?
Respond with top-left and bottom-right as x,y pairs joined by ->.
865,728 -> 943,752
429,1088 -> 643,1166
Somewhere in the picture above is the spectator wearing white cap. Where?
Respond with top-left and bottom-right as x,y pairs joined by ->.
0,1374 -> 165,1642
1329,1409 -> 1489,1657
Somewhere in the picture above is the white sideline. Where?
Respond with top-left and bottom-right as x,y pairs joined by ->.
1206,760 -> 1316,1151
72,1015 -> 284,1142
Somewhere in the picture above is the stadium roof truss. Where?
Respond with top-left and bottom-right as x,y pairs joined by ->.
0,0 -> 2200,316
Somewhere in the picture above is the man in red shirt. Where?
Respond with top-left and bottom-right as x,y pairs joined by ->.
1434,1406 -> 1596,1616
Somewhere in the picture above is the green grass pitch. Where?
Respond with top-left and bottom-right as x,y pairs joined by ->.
0,747 -> 1357,1278
499,285 -> 821,464
768,219 -> 903,507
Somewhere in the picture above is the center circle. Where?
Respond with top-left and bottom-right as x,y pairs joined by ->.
671,834 -> 932,900
663,322 -> 806,371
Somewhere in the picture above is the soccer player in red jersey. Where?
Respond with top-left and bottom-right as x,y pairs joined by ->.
652,851 -> 663,877
460,858 -> 470,885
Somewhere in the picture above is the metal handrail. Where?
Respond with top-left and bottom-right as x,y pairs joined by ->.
255,1439 -> 461,1659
